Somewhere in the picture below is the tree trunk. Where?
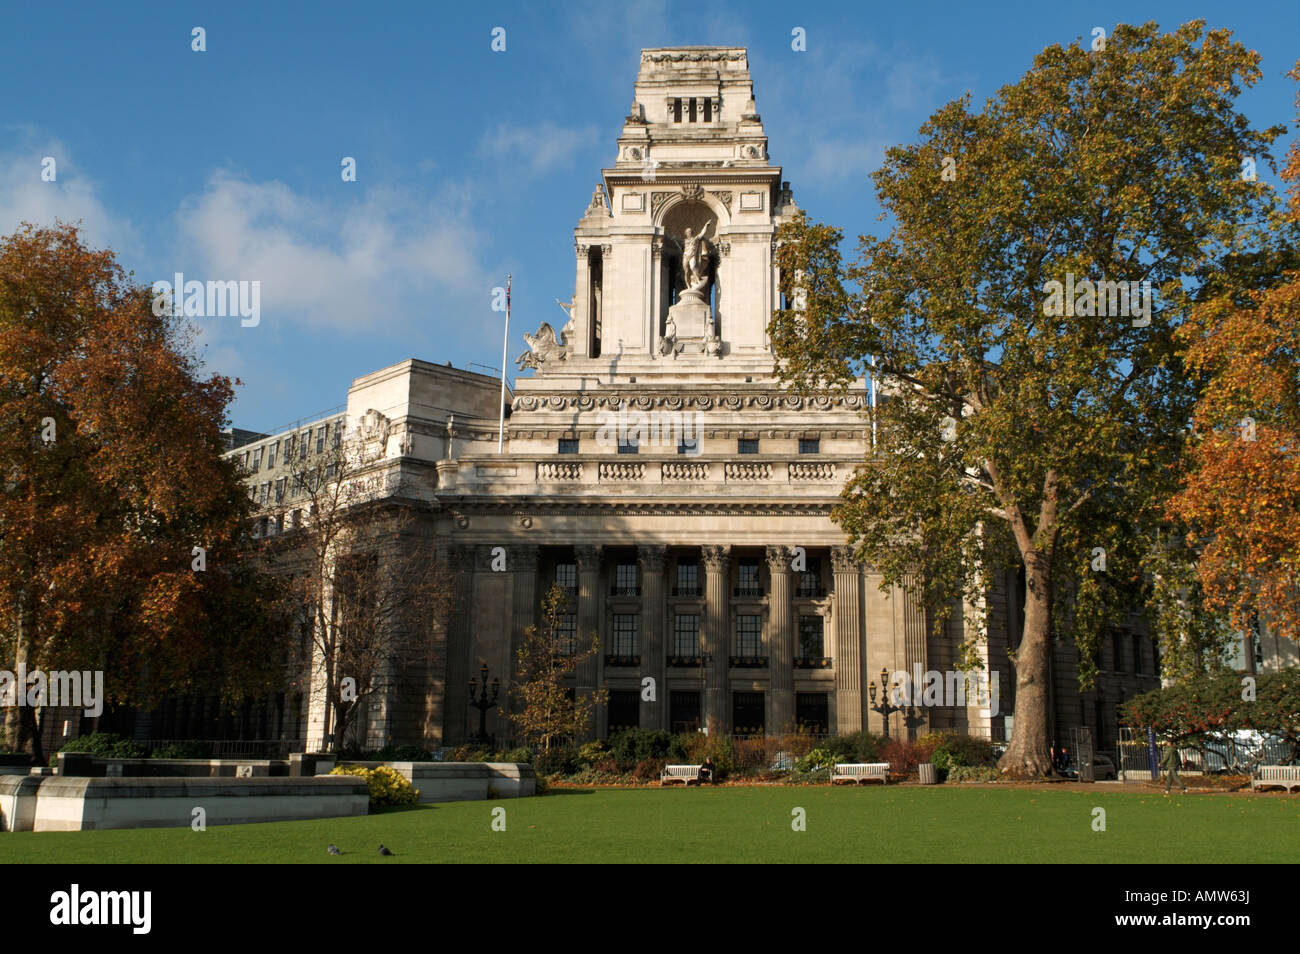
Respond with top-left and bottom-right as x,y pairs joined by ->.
998,551 -> 1053,777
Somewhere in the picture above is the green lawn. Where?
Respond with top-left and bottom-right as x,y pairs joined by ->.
2,786 -> 1296,863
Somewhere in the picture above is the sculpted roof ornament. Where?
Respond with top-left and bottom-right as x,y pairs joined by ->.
641,50 -> 746,64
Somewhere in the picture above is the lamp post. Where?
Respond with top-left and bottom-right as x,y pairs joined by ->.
468,664 -> 500,747
868,666 -> 907,740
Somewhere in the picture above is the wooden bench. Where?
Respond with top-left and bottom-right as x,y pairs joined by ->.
661,764 -> 704,786
1251,765 -> 1300,793
831,762 -> 890,785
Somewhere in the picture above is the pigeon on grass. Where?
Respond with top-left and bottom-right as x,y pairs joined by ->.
328,844 -> 341,855
378,844 -> 393,856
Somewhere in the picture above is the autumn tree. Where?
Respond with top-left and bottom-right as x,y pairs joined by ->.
504,584 -> 605,755
0,223 -> 284,762
769,22 -> 1287,775
276,422 -> 452,754
1167,61 -> 1300,653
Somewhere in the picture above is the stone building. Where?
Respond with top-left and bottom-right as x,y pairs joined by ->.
218,47 -> 1264,756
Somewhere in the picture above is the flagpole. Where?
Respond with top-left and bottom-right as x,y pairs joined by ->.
498,274 -> 511,453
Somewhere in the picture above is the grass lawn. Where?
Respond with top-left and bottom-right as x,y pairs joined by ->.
1,786 -> 1296,863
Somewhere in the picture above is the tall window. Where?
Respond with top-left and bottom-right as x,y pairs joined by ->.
274,477 -> 286,503
796,558 -> 822,597
796,693 -> 829,734
735,615 -> 762,657
283,435 -> 295,460
332,420 -> 342,448
554,562 -> 577,595
798,616 -> 824,657
608,690 -> 640,733
737,559 -> 761,596
1112,632 -> 1125,672
674,614 -> 700,656
670,691 -> 701,732
612,614 -> 639,657
258,482 -> 270,505
556,613 -> 576,656
316,426 -> 326,454
675,561 -> 699,595
613,562 -> 638,596
1132,636 -> 1143,675
299,432 -> 309,459
251,447 -> 263,473
267,441 -> 278,468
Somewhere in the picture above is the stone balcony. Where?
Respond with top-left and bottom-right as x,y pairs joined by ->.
443,455 -> 851,498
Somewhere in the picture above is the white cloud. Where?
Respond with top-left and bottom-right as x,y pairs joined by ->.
171,170 -> 493,335
0,132 -> 136,254
476,121 -> 599,177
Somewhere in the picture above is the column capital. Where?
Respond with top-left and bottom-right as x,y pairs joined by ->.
765,545 -> 791,572
575,544 -> 602,569
701,545 -> 730,571
637,544 -> 667,572
831,545 -> 859,573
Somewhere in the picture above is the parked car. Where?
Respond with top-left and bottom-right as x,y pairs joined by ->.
1064,754 -> 1117,780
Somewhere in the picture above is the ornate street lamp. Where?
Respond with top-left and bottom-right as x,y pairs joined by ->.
868,666 -> 907,740
468,664 -> 500,747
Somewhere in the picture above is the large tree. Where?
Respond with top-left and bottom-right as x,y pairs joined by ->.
769,21 -> 1287,775
1167,61 -> 1300,651
0,223 -> 282,762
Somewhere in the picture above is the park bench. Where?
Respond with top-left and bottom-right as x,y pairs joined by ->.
661,764 -> 704,786
831,762 -> 890,785
1251,765 -> 1300,793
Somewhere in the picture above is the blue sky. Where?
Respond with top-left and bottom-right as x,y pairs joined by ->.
2,0 -> 1295,433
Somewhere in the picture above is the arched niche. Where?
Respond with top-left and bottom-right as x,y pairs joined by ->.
658,199 -> 725,337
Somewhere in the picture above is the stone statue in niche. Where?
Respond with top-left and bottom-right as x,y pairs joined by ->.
667,222 -> 716,342
516,322 -> 566,370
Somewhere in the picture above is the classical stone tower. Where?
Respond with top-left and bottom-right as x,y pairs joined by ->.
521,47 -> 801,382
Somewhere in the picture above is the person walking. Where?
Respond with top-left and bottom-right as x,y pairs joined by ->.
1161,740 -> 1187,794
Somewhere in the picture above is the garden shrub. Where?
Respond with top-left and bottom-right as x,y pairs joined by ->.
448,744 -> 494,762
371,744 -> 434,762
59,733 -> 146,759
632,757 -> 667,782
608,729 -> 682,767
150,740 -> 211,760
947,765 -> 999,783
576,740 -> 610,765
331,764 -> 420,808
502,747 -> 534,764
533,747 -> 577,776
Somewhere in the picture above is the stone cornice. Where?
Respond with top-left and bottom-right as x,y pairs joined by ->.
512,391 -> 867,413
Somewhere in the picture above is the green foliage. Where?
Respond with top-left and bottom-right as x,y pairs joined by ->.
796,747 -> 843,772
150,740 -> 211,760
502,747 -> 533,764
820,731 -> 887,763
947,765 -> 1000,783
1121,668 -> 1300,742
330,764 -> 420,809
924,732 -> 997,771
607,729 -> 686,768
448,744 -> 494,762
370,744 -> 434,762
576,740 -> 610,766
58,733 -> 146,759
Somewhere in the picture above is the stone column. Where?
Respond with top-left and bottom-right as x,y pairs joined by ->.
902,571 -> 928,740
638,545 -> 667,730
831,546 -> 864,734
701,545 -> 730,735
441,544 -> 477,746
766,545 -> 795,734
575,545 -> 602,740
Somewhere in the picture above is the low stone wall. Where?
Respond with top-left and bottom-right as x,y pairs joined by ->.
0,775 -> 41,832
27,776 -> 369,831
56,754 -> 292,778
339,762 -> 536,802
